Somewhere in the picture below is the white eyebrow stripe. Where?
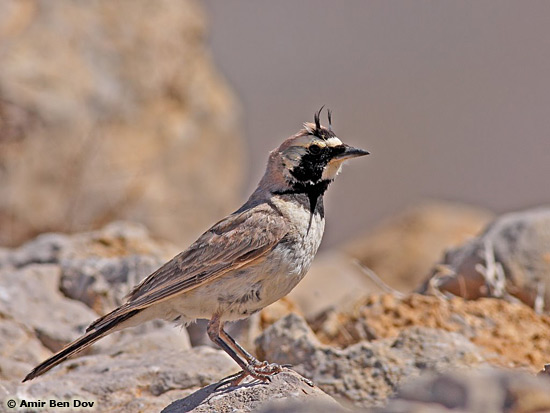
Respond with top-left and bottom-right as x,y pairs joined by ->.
326,137 -> 343,146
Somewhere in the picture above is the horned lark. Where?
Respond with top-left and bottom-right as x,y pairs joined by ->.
24,108 -> 368,385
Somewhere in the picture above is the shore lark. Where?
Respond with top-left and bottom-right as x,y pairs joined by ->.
24,108 -> 369,385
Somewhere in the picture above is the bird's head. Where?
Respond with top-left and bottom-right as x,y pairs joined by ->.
260,108 -> 369,194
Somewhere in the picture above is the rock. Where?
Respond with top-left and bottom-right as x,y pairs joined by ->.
312,293 -> 550,372
0,0 -> 244,248
162,369 -> 342,413
420,207 -> 550,312
2,222 -> 178,315
0,264 -> 98,353
539,364 -> 550,377
59,254 -> 165,314
375,368 -> 550,413
93,321 -> 191,358
256,399 -> 348,413
260,297 -> 303,330
288,251 -> 378,318
57,222 -> 178,314
0,222 -> 191,383
3,219 -> 550,411
0,316 -> 52,380
3,233 -> 71,269
4,346 -> 239,412
5,345 -> 340,413
344,201 -> 492,292
256,313 -> 488,407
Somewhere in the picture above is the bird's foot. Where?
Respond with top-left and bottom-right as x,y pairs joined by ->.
217,361 -> 284,388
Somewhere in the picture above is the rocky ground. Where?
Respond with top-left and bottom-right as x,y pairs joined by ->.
0,0 -> 244,248
1,2 -> 549,412
0,205 -> 549,412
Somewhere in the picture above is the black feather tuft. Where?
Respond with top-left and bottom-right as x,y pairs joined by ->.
309,106 -> 336,141
314,105 -> 324,131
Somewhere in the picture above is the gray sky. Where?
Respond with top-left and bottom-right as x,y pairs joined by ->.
202,1 -> 550,248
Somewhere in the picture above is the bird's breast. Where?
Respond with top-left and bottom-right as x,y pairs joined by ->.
269,194 -> 326,277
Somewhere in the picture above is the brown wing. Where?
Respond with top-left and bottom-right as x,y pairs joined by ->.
92,203 -> 287,327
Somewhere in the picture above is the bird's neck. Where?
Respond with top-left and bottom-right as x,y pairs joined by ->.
273,179 -> 332,215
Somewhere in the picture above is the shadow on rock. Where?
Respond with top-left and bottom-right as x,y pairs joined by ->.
162,369 -> 341,413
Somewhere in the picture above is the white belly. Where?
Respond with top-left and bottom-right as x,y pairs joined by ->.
147,197 -> 325,324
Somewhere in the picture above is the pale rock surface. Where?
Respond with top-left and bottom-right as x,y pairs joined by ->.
0,0 -> 244,248
2,221 -> 178,314
256,313 -> 489,407
421,207 -> 550,311
162,369 -> 342,413
375,368 -> 550,413
0,222 -> 191,383
4,347 -> 239,413
0,316 -> 52,380
0,264 -> 98,353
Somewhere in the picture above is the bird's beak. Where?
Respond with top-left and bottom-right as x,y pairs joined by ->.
332,145 -> 370,161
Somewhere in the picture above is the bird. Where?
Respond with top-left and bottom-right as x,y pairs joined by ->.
23,107 -> 369,385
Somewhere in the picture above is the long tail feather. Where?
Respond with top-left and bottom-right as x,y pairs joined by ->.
23,309 -> 140,382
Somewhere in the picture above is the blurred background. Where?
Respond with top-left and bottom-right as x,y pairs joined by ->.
202,1 -> 550,249
1,0 -> 549,253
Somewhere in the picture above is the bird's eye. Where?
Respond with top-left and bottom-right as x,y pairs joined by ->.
309,144 -> 322,155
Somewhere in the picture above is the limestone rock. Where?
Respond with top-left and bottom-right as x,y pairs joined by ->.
0,316 -> 52,380
376,368 -> 550,413
420,207 -> 550,312
57,222 -> 178,314
6,345 -> 341,413
344,201 -> 492,292
0,264 -> 98,353
5,347 -> 238,412
162,369 -> 342,413
92,321 -> 191,358
0,222 -> 191,383
3,221 -> 178,315
256,400 -> 348,413
2,233 -> 71,269
0,0 -> 244,248
256,313 -> 488,407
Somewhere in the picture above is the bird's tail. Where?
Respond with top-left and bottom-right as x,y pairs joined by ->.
23,309 -> 140,382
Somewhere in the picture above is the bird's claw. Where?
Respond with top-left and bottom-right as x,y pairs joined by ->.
216,361 -> 284,388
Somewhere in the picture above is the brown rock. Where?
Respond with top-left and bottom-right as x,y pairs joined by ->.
420,207 -> 550,312
344,201 -> 492,292
0,0 -> 243,248
313,294 -> 550,372
256,313 -> 489,407
539,364 -> 550,377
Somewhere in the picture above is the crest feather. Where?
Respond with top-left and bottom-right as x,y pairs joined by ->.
303,106 -> 336,141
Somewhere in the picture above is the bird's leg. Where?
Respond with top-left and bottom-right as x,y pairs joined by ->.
219,327 -> 259,365
219,327 -> 285,372
207,315 -> 282,386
